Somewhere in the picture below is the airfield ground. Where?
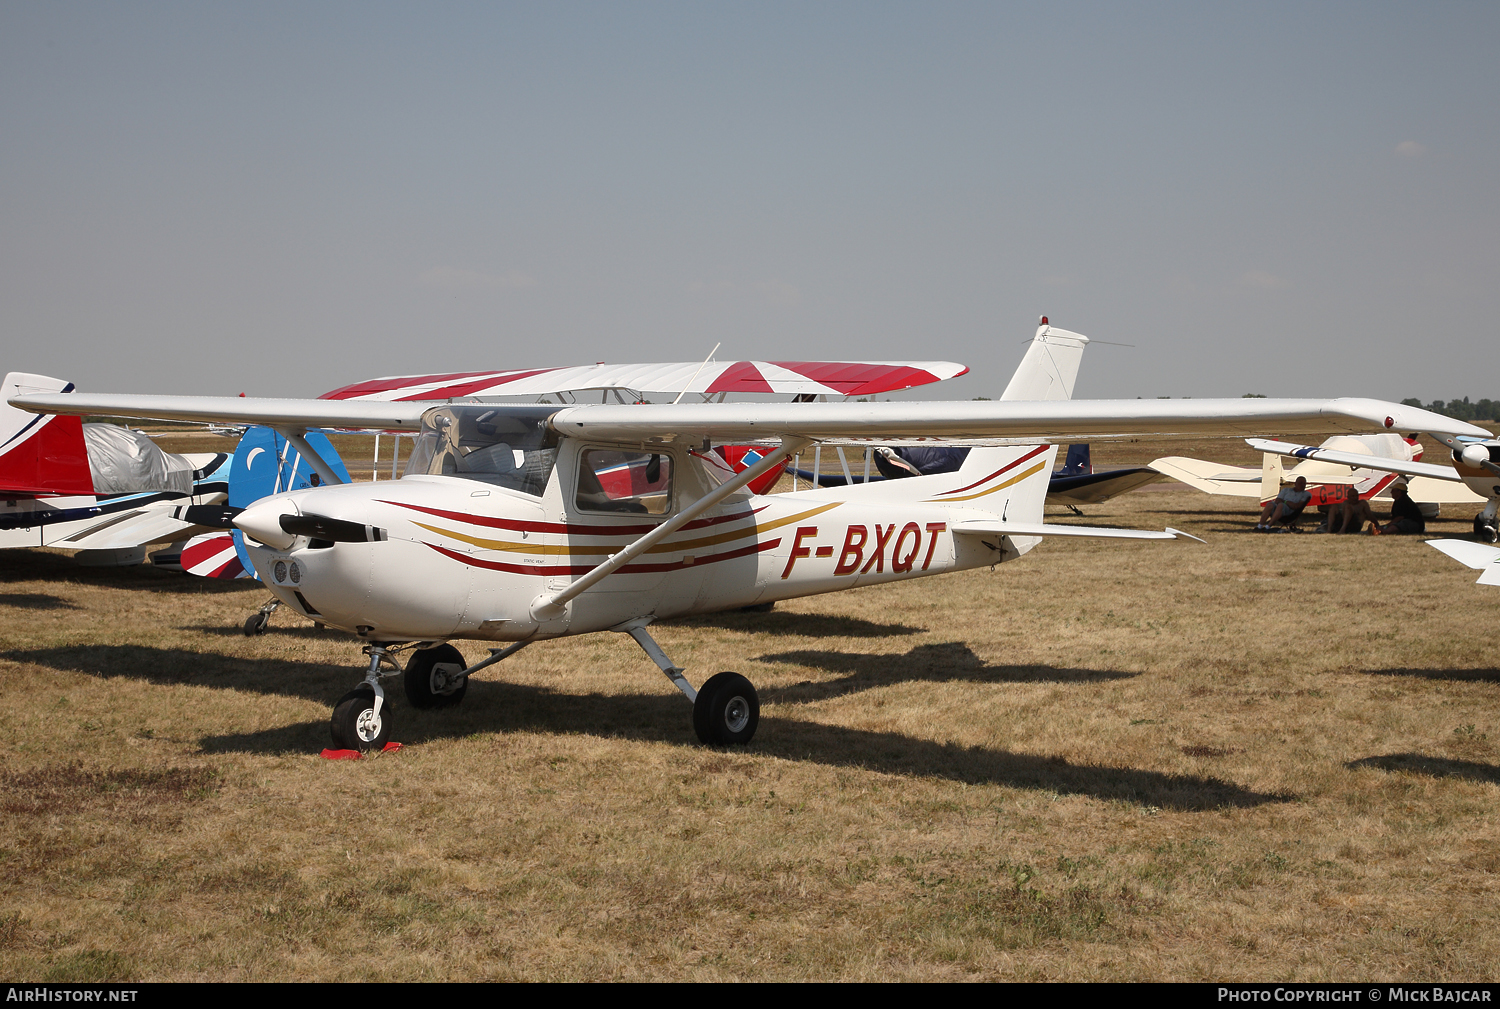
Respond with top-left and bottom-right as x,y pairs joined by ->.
1,434 -> 1497,981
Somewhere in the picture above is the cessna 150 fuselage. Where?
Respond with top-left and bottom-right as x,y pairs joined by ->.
12,389 -> 1490,752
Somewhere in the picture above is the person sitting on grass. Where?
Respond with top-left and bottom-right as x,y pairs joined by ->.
1370,480 -> 1426,536
1256,476 -> 1311,531
1326,484 -> 1379,534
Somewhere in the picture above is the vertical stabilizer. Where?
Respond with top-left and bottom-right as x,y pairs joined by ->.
1000,317 -> 1091,402
0,373 -> 94,496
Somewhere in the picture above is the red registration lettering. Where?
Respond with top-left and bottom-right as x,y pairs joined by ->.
860,523 -> 895,574
780,526 -> 819,580
921,522 -> 947,570
891,522 -> 922,573
834,525 -> 868,575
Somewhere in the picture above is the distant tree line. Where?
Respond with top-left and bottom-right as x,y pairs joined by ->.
1401,397 -> 1500,422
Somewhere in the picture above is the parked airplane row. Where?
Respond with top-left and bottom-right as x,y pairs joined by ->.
10,316 -> 1491,752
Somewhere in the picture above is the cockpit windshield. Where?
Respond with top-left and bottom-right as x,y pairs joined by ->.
404,404 -> 560,497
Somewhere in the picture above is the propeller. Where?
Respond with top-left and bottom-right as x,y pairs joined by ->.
174,504 -> 243,529
278,512 -> 388,543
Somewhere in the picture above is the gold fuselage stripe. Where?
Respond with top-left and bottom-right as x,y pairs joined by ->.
412,501 -> 842,556
924,461 -> 1047,503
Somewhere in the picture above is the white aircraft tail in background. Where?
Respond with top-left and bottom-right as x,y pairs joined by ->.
999,316 -> 1089,402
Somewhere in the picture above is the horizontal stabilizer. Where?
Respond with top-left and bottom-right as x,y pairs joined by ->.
1427,538 -> 1500,586
1147,457 -> 1263,497
951,520 -> 1204,542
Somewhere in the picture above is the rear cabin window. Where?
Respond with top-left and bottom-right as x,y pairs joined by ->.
575,450 -> 673,515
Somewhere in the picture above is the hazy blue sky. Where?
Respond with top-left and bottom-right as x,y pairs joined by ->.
2,2 -> 1496,401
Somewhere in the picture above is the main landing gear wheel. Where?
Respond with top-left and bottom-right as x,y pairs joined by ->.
1475,515 -> 1499,544
403,644 -> 469,709
693,672 -> 760,746
330,688 -> 390,752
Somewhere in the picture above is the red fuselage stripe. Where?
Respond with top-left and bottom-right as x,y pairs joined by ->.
425,537 -> 782,575
934,445 -> 1050,497
382,499 -> 765,536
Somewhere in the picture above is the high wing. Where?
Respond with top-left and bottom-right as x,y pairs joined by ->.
1246,436 -> 1488,506
1245,438 -> 1465,482
321,360 -> 969,402
7,395 -> 430,431
10,393 -> 1492,444
545,398 -> 1493,444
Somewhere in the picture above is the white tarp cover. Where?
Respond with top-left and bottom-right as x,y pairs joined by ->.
82,424 -> 194,496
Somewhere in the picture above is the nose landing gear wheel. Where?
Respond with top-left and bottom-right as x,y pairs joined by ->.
403,644 -> 469,709
693,671 -> 759,745
1475,515 -> 1499,543
330,688 -> 390,752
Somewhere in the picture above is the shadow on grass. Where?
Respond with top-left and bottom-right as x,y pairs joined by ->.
1364,667 -> 1500,684
182,623 -> 360,641
0,549 -> 258,596
757,642 -> 1136,702
10,642 -> 1289,810
663,610 -> 925,638
4,644 -> 352,701
0,593 -> 80,610
1347,753 -> 1500,784
203,678 -> 1288,810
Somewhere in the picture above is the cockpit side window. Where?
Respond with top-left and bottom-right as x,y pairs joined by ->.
404,405 -> 560,497
575,449 -> 673,515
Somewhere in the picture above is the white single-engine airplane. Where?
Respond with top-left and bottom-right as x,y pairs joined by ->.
12,383 -> 1489,751
1149,433 -> 1485,519
1246,433 -> 1500,542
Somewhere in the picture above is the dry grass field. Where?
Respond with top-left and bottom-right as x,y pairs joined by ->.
1,434 -> 1497,981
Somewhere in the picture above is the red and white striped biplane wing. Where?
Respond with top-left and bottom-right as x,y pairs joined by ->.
319,360 -> 968,403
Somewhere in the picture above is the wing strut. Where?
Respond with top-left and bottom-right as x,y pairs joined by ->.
276,429 -> 345,486
529,436 -> 809,620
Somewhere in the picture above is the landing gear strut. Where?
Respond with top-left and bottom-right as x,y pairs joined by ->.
243,598 -> 280,636
329,644 -> 403,752
327,639 -> 531,751
618,618 -> 760,745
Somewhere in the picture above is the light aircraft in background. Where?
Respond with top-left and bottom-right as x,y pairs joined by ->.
319,357 -> 969,404
1,373 -> 235,564
1149,433 -> 1484,520
1245,433 -> 1500,542
783,318 -> 1165,508
14,379 -> 1488,753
